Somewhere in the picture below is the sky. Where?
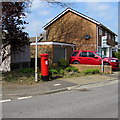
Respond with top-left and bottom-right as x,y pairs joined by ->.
24,1 -> 118,42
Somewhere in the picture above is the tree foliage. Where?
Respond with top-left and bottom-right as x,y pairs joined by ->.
115,51 -> 120,60
2,2 -> 30,62
41,0 -> 71,8
1,0 -> 70,62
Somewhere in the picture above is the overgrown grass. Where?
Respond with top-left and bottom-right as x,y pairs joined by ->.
49,59 -> 101,79
82,69 -> 100,75
2,64 -> 101,84
65,66 -> 78,72
2,68 -> 42,85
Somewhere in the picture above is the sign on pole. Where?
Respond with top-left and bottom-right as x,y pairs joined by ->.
101,36 -> 107,73
101,36 -> 107,48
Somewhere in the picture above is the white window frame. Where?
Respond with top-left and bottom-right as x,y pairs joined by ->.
105,31 -> 107,37
99,28 -> 102,36
108,33 -> 111,39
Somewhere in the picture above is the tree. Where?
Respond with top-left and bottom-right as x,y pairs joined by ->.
2,2 -> 30,62
43,0 -> 71,7
1,1 -> 70,63
115,51 -> 120,60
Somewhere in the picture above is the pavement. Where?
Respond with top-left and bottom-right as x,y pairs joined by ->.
1,71 -> 119,100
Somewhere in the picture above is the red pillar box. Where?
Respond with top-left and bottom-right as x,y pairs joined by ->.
40,54 -> 49,81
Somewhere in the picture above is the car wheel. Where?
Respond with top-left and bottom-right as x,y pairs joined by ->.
103,62 -> 110,65
72,61 -> 80,64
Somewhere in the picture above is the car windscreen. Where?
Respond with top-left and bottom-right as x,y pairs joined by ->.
71,52 -> 78,56
96,52 -> 103,57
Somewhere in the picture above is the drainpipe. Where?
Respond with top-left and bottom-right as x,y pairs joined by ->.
96,24 -> 102,51
97,24 -> 104,73
96,26 -> 99,51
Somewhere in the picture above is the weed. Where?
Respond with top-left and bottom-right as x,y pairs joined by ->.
65,66 -> 78,72
57,58 -> 69,69
82,69 -> 100,75
19,68 -> 34,73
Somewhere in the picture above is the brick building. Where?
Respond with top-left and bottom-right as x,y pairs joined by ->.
31,8 -> 117,63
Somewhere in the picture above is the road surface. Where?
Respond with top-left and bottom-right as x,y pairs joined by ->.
2,82 -> 118,118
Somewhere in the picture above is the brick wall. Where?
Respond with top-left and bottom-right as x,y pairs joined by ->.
70,64 -> 112,74
45,11 -> 97,51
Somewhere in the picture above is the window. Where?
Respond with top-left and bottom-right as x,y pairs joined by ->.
102,48 -> 107,57
99,28 -> 102,36
112,35 -> 115,41
72,52 -> 78,56
88,52 -> 95,57
108,33 -> 111,39
105,31 -> 107,37
80,52 -> 87,57
80,52 -> 95,57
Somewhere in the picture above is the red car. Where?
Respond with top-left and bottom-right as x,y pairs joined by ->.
70,50 -> 120,69
103,57 -> 119,69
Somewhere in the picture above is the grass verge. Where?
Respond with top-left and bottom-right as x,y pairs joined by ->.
2,68 -> 42,85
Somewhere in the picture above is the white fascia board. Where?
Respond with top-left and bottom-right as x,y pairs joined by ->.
30,42 -> 75,47
43,8 -> 100,29
102,45 -> 110,48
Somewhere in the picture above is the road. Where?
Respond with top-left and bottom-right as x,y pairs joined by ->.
2,82 -> 118,118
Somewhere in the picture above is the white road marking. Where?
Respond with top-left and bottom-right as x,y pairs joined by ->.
53,83 -> 61,86
0,99 -> 11,103
17,96 -> 32,100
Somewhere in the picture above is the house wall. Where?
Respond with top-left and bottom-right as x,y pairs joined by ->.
97,27 -> 116,57
70,64 -> 112,74
11,44 -> 30,70
30,44 -> 53,68
30,43 -> 74,65
98,27 -> 116,47
45,11 -> 97,51
0,45 -> 11,72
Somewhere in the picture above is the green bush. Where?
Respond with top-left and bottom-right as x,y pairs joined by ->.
82,69 -> 100,75
58,58 -> 69,69
59,69 -> 64,75
49,68 -> 59,74
65,66 -> 78,72
19,68 -> 34,73
115,51 -> 120,60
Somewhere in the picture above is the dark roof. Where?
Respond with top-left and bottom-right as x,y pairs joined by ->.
29,37 -> 37,42
29,32 -> 46,43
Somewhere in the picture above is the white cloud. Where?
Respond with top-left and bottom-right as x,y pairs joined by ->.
38,10 -> 51,16
31,0 -> 45,10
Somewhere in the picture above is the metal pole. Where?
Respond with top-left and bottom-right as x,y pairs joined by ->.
35,29 -> 38,82
101,48 -> 104,73
101,59 -> 104,73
